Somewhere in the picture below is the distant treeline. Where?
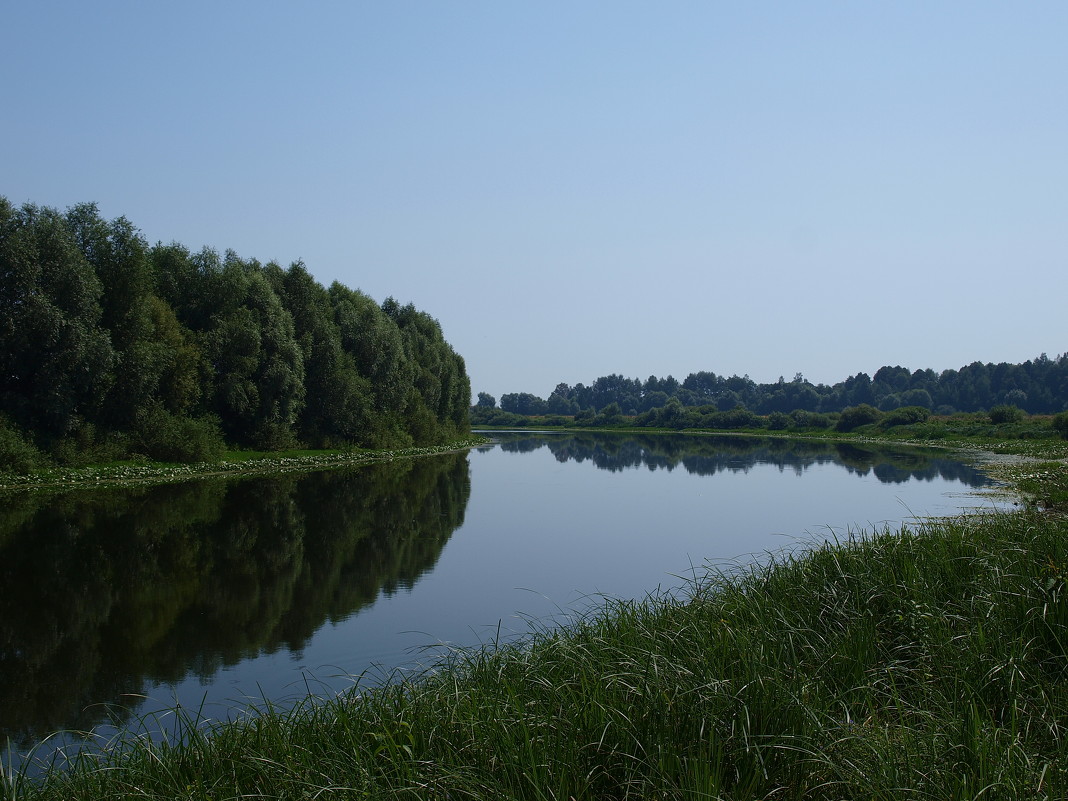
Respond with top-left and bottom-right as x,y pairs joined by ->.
479,357 -> 1068,419
0,198 -> 470,470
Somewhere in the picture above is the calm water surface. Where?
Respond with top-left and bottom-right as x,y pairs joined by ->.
1,432 -> 1008,771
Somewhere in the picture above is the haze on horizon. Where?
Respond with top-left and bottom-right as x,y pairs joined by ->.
3,2 -> 1065,401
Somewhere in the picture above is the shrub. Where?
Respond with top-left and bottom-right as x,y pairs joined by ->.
767,411 -> 791,430
791,410 -> 832,430
1053,411 -> 1068,440
880,405 -> 931,429
593,402 -> 624,427
712,407 -> 762,429
135,405 -> 226,462
989,404 -> 1024,425
836,404 -> 882,432
574,407 -> 596,425
0,416 -> 46,473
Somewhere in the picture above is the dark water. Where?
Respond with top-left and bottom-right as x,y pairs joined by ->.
1,432 -> 1007,771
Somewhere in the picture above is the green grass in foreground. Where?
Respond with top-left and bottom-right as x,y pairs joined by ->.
7,508 -> 1068,800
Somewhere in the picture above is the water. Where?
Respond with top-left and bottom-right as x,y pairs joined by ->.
0,432 -> 1008,772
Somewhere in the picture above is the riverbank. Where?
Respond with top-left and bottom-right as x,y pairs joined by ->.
6,434 -> 1068,799
8,510 -> 1067,799
0,438 -> 489,494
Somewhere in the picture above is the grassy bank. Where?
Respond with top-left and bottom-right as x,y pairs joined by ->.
5,435 -> 1068,799
7,521 -> 1068,795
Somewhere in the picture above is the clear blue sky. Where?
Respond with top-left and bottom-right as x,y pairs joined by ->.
4,2 -> 1065,400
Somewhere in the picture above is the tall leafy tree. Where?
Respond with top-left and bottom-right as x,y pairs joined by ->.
272,262 -> 371,448
178,250 -> 306,449
64,203 -> 162,430
330,285 -> 415,446
0,200 -> 115,440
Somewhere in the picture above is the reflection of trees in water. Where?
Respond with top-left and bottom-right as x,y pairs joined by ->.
495,431 -> 993,487
0,452 -> 470,747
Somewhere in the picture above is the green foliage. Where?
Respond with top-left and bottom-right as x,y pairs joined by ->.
574,406 -> 596,425
0,416 -> 46,473
16,511 -> 1068,799
790,409 -> 832,430
470,407 -> 533,427
592,402 -> 624,427
0,200 -> 116,439
767,411 -> 791,430
500,392 -> 547,416
708,406 -> 762,429
476,392 -> 496,409
836,403 -> 882,432
0,196 -> 471,466
133,404 -> 226,463
1053,411 -> 1068,440
499,353 -> 1068,420
879,405 -> 931,428
273,262 -> 371,448
989,404 -> 1024,424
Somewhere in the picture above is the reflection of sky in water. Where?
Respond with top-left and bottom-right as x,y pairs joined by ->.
7,435 -> 1011,773
155,439 -> 1007,719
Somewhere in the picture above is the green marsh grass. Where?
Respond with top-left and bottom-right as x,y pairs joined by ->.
8,508 -> 1068,799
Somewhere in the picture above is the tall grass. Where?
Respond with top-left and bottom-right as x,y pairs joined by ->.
8,510 -> 1068,799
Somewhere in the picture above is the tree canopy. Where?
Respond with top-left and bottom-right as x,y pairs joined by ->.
0,197 -> 470,468
481,355 -> 1068,423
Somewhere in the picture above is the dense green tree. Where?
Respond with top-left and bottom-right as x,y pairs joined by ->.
476,392 -> 496,409
681,371 -> 721,401
546,393 -> 577,415
873,365 -> 911,395
837,404 -> 883,432
501,392 -> 547,416
1,196 -> 471,465
383,299 -> 470,444
842,373 -> 875,406
272,262 -> 370,447
900,388 -> 933,409
497,353 -> 1068,427
330,285 -> 414,445
592,402 -> 624,426
143,295 -> 205,416
0,200 -> 115,440
65,203 -> 173,431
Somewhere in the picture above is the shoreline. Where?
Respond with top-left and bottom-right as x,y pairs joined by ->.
0,438 -> 490,494
5,431 -> 1068,797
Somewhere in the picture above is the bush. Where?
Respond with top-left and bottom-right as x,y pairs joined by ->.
791,410 -> 832,430
880,405 -> 931,429
836,404 -> 882,432
135,405 -> 226,462
1053,412 -> 1068,440
711,407 -> 762,429
0,416 -> 46,473
592,403 -> 625,427
574,407 -> 596,425
767,411 -> 791,430
989,404 -> 1024,425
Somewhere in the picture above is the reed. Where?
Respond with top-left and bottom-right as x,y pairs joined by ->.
8,509 -> 1068,799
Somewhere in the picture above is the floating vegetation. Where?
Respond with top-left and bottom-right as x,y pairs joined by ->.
0,439 -> 489,494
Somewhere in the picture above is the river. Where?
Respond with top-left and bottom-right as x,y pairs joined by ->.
0,431 -> 1008,773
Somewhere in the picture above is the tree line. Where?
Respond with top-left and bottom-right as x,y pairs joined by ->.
479,356 -> 1068,420
0,198 -> 470,470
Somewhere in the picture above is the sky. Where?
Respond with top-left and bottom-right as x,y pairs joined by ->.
3,2 -> 1066,401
